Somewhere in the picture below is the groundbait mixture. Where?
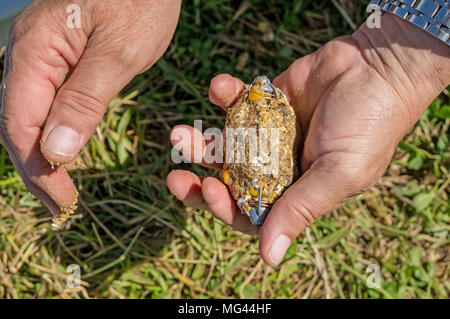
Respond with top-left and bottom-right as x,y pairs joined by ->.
221,76 -> 299,225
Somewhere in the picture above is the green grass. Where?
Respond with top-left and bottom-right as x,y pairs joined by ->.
0,0 -> 448,299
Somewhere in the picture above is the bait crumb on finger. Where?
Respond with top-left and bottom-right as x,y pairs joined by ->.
48,160 -> 62,170
39,139 -> 72,169
51,190 -> 79,229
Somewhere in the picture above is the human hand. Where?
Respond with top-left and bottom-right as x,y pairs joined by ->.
167,14 -> 449,266
0,0 -> 181,221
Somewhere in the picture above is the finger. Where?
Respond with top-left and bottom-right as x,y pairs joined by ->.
166,171 -> 258,235
201,177 -> 258,235
209,74 -> 246,109
40,44 -> 141,166
259,152 -> 371,267
0,127 -> 71,217
166,170 -> 208,210
170,125 -> 223,169
0,21 -> 83,217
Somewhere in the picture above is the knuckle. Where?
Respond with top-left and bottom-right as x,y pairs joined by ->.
315,153 -> 378,195
9,17 -> 28,40
57,87 -> 106,123
286,198 -> 316,226
341,164 -> 371,193
343,159 -> 381,194
89,38 -> 141,73
0,118 -> 35,154
318,39 -> 361,71
321,40 -> 342,56
10,7 -> 52,40
115,44 -> 142,70
320,40 -> 350,59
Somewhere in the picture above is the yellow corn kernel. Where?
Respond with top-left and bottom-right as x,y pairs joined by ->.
248,86 -> 263,101
222,170 -> 231,185
257,21 -> 268,32
249,187 -> 259,197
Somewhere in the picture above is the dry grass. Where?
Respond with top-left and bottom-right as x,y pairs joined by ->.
0,0 -> 448,299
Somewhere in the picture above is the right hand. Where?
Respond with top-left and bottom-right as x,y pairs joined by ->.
0,0 -> 181,218
167,14 -> 450,266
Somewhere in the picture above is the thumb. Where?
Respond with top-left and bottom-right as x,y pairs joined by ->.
40,49 -> 138,165
259,152 -> 373,267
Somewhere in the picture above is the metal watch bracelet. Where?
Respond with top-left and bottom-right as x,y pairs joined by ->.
367,0 -> 450,46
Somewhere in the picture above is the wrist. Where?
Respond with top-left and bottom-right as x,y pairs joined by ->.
352,13 -> 449,115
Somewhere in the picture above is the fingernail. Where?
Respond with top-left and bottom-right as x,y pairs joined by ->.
268,235 -> 291,266
43,126 -> 80,157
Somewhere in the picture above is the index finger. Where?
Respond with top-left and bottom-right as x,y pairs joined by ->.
209,74 -> 247,109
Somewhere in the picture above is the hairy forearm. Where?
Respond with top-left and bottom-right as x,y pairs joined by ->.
352,13 -> 449,118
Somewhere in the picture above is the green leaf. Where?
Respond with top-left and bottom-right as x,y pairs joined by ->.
398,181 -> 421,197
283,240 -> 297,259
192,263 -> 206,280
214,222 -> 223,242
437,134 -> 448,151
117,136 -> 130,166
383,281 -> 399,297
408,247 -> 423,266
278,47 -> 293,59
116,109 -> 133,166
240,283 -> 256,298
407,154 -> 423,170
316,226 -> 350,249
433,160 -> 441,177
92,137 -> 115,167
277,263 -> 299,282
412,192 -> 435,211
434,105 -> 450,119
118,108 -> 132,135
